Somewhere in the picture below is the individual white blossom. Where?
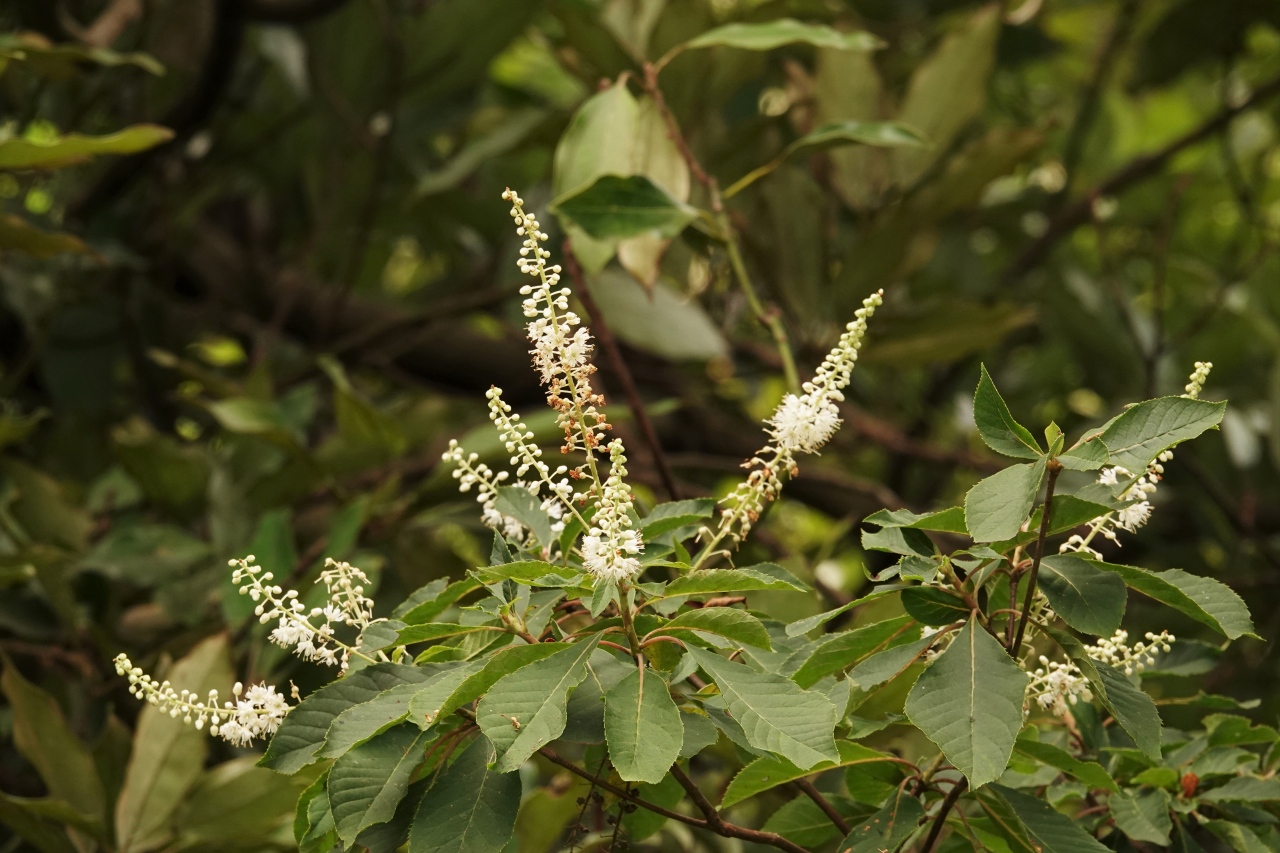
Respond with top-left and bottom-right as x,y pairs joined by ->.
113,654 -> 290,746
232,555 -> 374,672
714,289 -> 883,544
581,440 -> 644,582
1185,361 -> 1212,400
1026,629 -> 1174,716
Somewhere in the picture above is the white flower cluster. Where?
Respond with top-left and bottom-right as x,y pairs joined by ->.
714,290 -> 883,544
581,440 -> 644,582
504,188 -> 609,460
441,439 -> 523,542
1026,629 -> 1174,716
232,555 -> 374,671
113,654 -> 290,747
1061,362 -> 1212,558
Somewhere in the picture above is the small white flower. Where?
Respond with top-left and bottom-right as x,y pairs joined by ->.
769,394 -> 841,454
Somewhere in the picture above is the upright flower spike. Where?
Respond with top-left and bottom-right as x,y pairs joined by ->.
711,290 -> 883,547
580,440 -> 644,582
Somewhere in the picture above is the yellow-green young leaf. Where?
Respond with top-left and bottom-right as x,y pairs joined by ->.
1037,555 -> 1127,637
904,619 -> 1028,788
329,724 -> 432,844
681,19 -> 882,53
721,741 -> 897,807
648,607 -> 772,650
408,739 -> 521,853
550,174 -> 697,241
261,664 -> 435,774
1,664 -> 104,821
0,214 -> 93,258
836,792 -> 924,853
891,4 -> 1001,186
0,125 -> 173,170
475,559 -> 585,588
1081,559 -> 1255,640
396,623 -> 505,644
1095,396 -> 1226,472
0,32 -> 164,77
685,646 -> 838,769
790,616 -> 913,688
116,634 -> 233,853
477,636 -> 602,772
1014,738 -> 1117,792
990,784 -> 1110,853
1110,789 -> 1172,846
603,668 -> 683,783
658,567 -> 809,600
964,457 -> 1047,543
973,365 -> 1042,459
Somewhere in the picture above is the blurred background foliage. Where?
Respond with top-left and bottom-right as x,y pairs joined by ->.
1,0 -> 1279,850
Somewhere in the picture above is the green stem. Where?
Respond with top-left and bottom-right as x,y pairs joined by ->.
1011,460 -> 1064,657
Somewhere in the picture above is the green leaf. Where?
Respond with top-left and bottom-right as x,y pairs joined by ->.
787,120 -> 928,154
329,724 -> 431,844
836,792 -> 924,853
762,794 -> 867,850
849,632 -> 935,689
686,646 -> 838,769
408,739 -> 521,853
1037,555 -> 1127,636
1,664 -> 104,822
1058,437 -> 1109,471
563,651 -> 633,744
588,269 -> 729,361
0,124 -> 173,169
323,664 -> 468,758
1110,789 -> 1172,846
785,587 -> 905,637
0,213 -> 93,258
964,458 -> 1047,543
550,174 -> 697,241
1042,626 -> 1163,760
649,607 -> 773,650
861,507 -> 968,534
491,487 -> 555,550
413,643 -> 570,730
638,499 -> 716,538
721,741 -> 897,807
261,664 -> 434,774
1013,737 -> 1117,792
396,623 -> 506,644
1082,560 -> 1255,640
973,365 -> 1042,459
900,588 -> 969,627
115,635 -> 233,852
1199,776 -> 1280,802
603,668 -> 684,783
904,619 -> 1028,788
990,784 -> 1110,853
0,793 -> 81,853
790,616 -> 913,688
475,560 -> 587,588
1096,397 -> 1227,472
681,19 -> 882,53
658,567 -> 809,600
477,636 -> 602,772
395,578 -> 482,623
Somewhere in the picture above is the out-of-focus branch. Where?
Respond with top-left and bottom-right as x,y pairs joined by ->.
243,0 -> 353,23
1005,71 -> 1280,282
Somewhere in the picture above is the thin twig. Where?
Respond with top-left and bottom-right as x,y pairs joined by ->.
1012,460 -> 1063,657
565,241 -> 680,501
922,779 -> 968,853
794,778 -> 851,835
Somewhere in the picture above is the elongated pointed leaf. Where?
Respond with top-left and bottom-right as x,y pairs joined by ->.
1096,396 -> 1226,471
396,623 -> 506,644
1038,555 -> 1126,636
682,19 -> 882,53
849,632 -> 936,689
492,487 -> 555,549
686,646 -> 838,769
1110,789 -> 1172,846
329,724 -> 431,844
837,792 -> 924,853
550,174 -> 697,241
974,365 -> 1042,459
991,784 -> 1109,853
785,587 -> 904,637
477,636 -> 601,771
785,121 -> 928,159
395,579 -> 482,623
964,458 -> 1047,542
1081,559 -> 1255,640
660,567 -> 808,600
1058,437 -> 1108,471
324,664 -> 467,758
790,616 -> 913,688
1014,738 -> 1116,792
408,739 -> 520,853
1199,776 -> 1280,802
904,619 -> 1028,788
603,668 -> 683,783
649,607 -> 772,650
261,664 -> 434,774
721,741 -> 896,807
0,125 -> 173,169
